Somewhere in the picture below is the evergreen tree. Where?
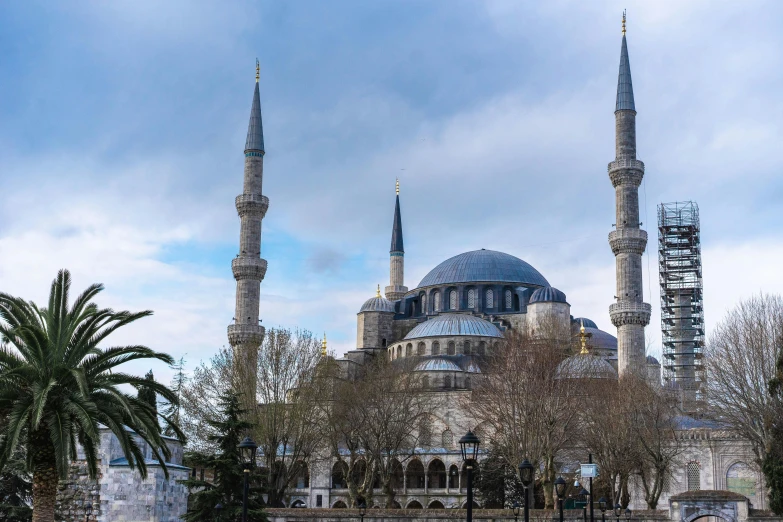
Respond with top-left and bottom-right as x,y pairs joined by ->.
163,357 -> 186,438
474,450 -> 524,509
137,370 -> 160,433
763,349 -> 783,515
180,394 -> 266,522
0,448 -> 32,521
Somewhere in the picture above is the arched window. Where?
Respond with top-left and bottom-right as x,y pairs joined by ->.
464,341 -> 471,355
444,375 -> 452,388
447,342 -> 456,355
406,344 -> 412,357
485,288 -> 494,308
442,429 -> 454,447
382,338 -> 387,347
505,289 -> 513,310
417,342 -> 425,355
686,461 -> 700,491
432,342 -> 440,355
449,290 -> 458,310
433,292 -> 440,312
422,376 -> 429,389
418,421 -> 432,448
727,462 -> 757,498
467,288 -> 476,308
465,377 -> 472,389
478,341 -> 486,355
421,294 -> 427,314
396,346 -> 401,358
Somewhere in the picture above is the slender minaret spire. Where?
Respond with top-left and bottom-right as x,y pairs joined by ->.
385,179 -> 408,301
608,13 -> 651,377
228,60 -> 269,412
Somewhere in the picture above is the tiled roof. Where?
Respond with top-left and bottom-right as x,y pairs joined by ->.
418,250 -> 548,288
404,313 -> 503,340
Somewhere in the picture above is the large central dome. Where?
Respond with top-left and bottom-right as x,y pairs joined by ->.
417,249 -> 549,288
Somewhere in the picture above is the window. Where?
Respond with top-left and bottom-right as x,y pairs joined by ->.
422,376 -> 429,389
467,288 -> 476,308
419,420 -> 432,447
406,343 -> 412,356
505,289 -> 513,310
478,341 -> 486,355
465,377 -> 472,389
444,375 -> 452,388
485,288 -> 494,308
449,290 -> 457,310
464,341 -> 471,355
421,294 -> 427,314
432,342 -> 440,355
447,342 -> 456,355
417,342 -> 425,355
382,338 -> 387,347
686,461 -> 700,491
396,346 -> 401,358
442,429 -> 454,447
434,292 -> 440,312
727,462 -> 757,498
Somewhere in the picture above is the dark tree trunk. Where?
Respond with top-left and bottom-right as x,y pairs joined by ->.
31,431 -> 58,522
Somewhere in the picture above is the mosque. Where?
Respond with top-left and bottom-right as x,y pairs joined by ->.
228,17 -> 769,515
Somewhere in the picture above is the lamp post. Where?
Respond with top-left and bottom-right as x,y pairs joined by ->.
214,502 -> 223,522
238,436 -> 258,522
518,459 -> 534,522
580,488 -> 589,522
598,497 -> 607,522
358,498 -> 367,522
513,502 -> 521,522
458,430 -> 481,522
84,503 -> 92,522
555,477 -> 566,522
625,508 -> 632,522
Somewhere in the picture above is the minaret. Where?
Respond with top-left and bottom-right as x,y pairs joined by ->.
227,60 -> 269,411
385,179 -> 408,301
608,13 -> 651,377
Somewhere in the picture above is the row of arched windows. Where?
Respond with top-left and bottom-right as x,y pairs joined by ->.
420,375 -> 471,390
389,340 -> 491,359
421,288 -> 517,315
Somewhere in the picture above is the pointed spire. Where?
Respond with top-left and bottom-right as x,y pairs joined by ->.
390,180 -> 404,253
321,333 -> 327,357
616,12 -> 636,112
245,60 -> 265,154
376,284 -> 381,298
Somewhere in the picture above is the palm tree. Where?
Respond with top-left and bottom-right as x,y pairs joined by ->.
0,269 -> 183,522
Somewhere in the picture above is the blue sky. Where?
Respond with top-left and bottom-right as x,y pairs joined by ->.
1,0 -> 782,383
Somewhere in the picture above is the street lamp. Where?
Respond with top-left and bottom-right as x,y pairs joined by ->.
625,508 -> 632,521
459,430 -> 481,522
614,503 -> 622,522
598,497 -> 607,522
513,502 -> 521,522
358,498 -> 367,522
85,503 -> 92,522
238,436 -> 258,522
580,488 -> 590,522
555,477 -> 566,522
518,459 -> 534,522
214,503 -> 223,522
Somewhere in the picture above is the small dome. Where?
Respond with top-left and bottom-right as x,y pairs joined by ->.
418,249 -> 549,288
583,327 -> 617,352
404,314 -> 503,340
414,358 -> 463,372
529,286 -> 567,304
359,296 -> 395,313
573,317 -> 598,329
646,355 -> 660,365
556,354 -> 617,380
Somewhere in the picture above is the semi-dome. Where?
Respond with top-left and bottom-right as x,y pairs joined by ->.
556,354 -> 618,380
646,355 -> 660,365
572,317 -> 598,329
404,313 -> 503,340
583,327 -> 617,352
359,296 -> 395,313
529,286 -> 567,304
414,358 -> 463,372
417,249 -> 549,288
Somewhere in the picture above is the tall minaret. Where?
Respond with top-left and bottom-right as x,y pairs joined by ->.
608,13 -> 651,377
227,61 -> 269,410
384,179 -> 408,301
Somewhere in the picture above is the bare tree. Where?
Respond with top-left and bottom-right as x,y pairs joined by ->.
180,348 -> 234,452
705,293 -> 783,463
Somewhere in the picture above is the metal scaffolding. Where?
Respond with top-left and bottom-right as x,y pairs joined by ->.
658,201 -> 705,398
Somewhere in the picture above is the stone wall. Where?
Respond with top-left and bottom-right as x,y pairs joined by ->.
55,461 -> 100,522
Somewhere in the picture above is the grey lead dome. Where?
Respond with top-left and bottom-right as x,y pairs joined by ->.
417,249 -> 549,288
404,313 -> 503,340
359,296 -> 396,313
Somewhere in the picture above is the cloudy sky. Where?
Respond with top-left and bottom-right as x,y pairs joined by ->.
1,0 -> 782,383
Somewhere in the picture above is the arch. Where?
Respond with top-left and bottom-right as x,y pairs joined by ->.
463,340 -> 471,354
406,459 -> 425,489
428,500 -> 445,509
407,500 -> 423,509
421,375 -> 429,389
444,374 -> 452,388
390,459 -> 404,490
427,458 -> 447,489
420,293 -> 427,315
433,291 -> 441,312
272,461 -> 287,490
406,343 -> 412,357
467,288 -> 476,308
465,376 -> 471,389
291,499 -> 307,508
351,459 -> 368,486
396,345 -> 401,358
686,461 -> 701,491
332,461 -> 348,489
332,500 -> 348,508
417,342 -> 425,355
461,500 -> 481,509
448,464 -> 459,488
292,460 -> 309,489
447,341 -> 456,355
478,341 -> 486,355
505,289 -> 513,310
727,461 -> 757,498
683,511 -> 734,522
432,341 -> 440,355
442,429 -> 454,447
485,288 -> 494,308
449,290 -> 458,310
418,418 -> 432,447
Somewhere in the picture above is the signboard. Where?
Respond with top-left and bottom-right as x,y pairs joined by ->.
580,463 -> 599,478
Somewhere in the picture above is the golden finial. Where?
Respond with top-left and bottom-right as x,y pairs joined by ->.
622,10 -> 626,36
321,332 -> 327,357
579,319 -> 589,355
255,59 -> 260,83
396,178 -> 400,195
376,284 -> 381,298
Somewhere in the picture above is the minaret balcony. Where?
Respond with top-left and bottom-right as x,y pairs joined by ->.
227,323 -> 266,347
235,194 -> 269,218
609,301 -> 651,327
232,257 -> 268,281
608,228 -> 647,255
607,159 -> 645,188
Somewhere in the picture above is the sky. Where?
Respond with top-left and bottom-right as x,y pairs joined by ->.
1,0 -> 782,384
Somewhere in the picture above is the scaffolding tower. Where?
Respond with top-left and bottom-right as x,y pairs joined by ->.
658,201 -> 705,399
